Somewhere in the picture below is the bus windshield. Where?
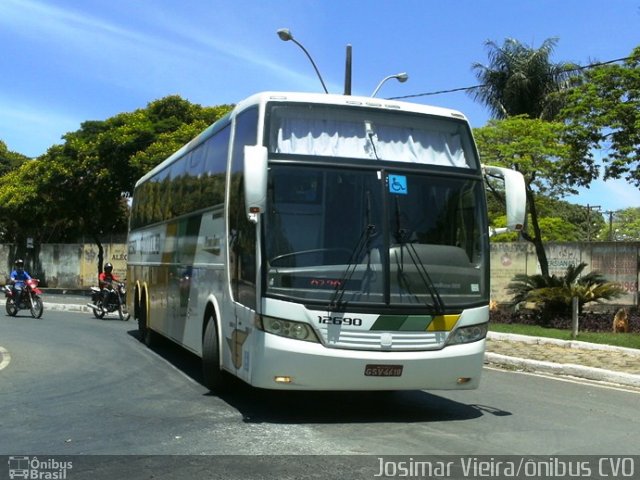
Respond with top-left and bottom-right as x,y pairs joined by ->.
268,104 -> 478,169
264,165 -> 489,311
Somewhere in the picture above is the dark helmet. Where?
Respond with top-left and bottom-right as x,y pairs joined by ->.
104,263 -> 113,273
14,259 -> 24,269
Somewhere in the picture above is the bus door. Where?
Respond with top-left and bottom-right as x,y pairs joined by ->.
228,219 -> 257,383
231,302 -> 253,382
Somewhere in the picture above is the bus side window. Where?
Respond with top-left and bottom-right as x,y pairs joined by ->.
202,125 -> 230,207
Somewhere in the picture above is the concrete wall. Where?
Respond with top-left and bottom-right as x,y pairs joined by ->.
2,241 -> 638,307
1,241 -> 128,289
491,242 -> 639,307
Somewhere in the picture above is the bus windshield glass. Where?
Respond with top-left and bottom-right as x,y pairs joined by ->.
268,104 -> 478,169
264,165 -> 488,311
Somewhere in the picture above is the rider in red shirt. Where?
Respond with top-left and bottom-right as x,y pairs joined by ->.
98,263 -> 120,309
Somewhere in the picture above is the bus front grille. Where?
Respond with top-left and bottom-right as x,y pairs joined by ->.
319,329 -> 448,351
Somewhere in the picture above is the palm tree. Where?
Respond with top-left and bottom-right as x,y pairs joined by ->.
471,38 -> 580,279
471,38 -> 578,121
507,262 -> 624,324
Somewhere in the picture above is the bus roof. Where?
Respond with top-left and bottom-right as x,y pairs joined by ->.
238,91 -> 468,120
134,91 -> 470,188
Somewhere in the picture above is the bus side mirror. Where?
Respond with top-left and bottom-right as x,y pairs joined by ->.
244,145 -> 268,223
483,165 -> 527,234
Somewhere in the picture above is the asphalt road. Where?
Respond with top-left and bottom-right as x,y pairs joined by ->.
1,310 -> 639,478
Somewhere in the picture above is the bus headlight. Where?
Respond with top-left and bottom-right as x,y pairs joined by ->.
256,315 -> 320,343
446,323 -> 488,346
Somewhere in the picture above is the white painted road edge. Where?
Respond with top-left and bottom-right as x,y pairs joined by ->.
0,346 -> 11,371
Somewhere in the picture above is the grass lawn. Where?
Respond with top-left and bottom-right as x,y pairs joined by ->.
489,322 -> 640,350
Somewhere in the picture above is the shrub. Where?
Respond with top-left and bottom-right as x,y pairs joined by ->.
506,262 -> 625,325
490,306 -> 640,334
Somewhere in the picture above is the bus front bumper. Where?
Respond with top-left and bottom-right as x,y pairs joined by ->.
247,333 -> 486,391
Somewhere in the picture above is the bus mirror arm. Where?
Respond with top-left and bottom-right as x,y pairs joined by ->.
482,165 -> 527,233
244,146 -> 269,223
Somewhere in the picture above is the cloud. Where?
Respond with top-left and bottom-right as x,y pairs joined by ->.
0,0 -> 311,91
1,1 -> 138,50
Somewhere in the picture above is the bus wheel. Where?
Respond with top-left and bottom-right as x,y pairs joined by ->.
202,317 -> 226,392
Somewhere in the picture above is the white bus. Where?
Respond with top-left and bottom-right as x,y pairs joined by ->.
127,91 -> 525,391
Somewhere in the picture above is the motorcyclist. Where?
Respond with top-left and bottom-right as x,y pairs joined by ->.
98,263 -> 120,311
10,259 -> 32,305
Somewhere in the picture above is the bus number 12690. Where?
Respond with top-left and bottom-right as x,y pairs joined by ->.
318,316 -> 363,326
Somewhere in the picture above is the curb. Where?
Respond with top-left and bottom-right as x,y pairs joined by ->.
488,331 -> 640,356
43,302 -> 93,313
0,301 -> 94,314
40,288 -> 89,296
484,352 -> 640,388
486,332 -> 640,388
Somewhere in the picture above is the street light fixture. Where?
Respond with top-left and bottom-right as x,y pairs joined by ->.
277,28 -> 329,94
371,72 -> 409,97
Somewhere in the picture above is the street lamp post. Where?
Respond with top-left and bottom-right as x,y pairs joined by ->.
277,28 -> 329,94
371,72 -> 409,97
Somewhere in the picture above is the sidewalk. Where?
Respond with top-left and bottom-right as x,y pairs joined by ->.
12,292 -> 640,388
486,332 -> 640,388
40,291 -> 93,313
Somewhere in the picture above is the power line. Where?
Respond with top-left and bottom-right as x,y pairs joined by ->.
387,55 -> 633,101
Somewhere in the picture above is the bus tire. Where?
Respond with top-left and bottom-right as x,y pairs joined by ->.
202,316 -> 226,392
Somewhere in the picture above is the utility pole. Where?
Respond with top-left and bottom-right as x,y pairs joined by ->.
605,210 -> 615,241
586,204 -> 601,242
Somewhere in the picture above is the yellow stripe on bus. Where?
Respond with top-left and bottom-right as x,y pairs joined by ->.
426,314 -> 460,331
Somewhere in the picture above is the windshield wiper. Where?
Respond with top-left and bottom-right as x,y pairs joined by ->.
329,190 -> 377,310
393,199 -> 446,314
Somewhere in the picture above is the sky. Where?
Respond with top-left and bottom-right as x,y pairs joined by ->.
1,0 -> 638,212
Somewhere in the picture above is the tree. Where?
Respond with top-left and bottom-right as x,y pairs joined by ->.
48,96 -> 232,270
0,140 -> 29,177
597,207 -> 640,241
0,96 -> 233,272
0,162 -> 47,244
561,46 -> 640,188
471,38 -> 591,278
470,38 -> 578,121
488,195 -> 604,242
474,116 -> 598,277
536,197 -> 606,242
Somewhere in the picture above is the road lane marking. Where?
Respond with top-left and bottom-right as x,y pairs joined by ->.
485,365 -> 640,395
0,346 -> 11,371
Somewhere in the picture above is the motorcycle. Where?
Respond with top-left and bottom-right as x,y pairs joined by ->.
87,282 -> 130,321
4,278 -> 44,318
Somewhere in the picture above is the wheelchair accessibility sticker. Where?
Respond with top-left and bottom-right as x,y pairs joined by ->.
388,174 -> 408,195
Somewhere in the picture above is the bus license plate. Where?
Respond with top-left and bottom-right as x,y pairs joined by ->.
364,364 -> 403,377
